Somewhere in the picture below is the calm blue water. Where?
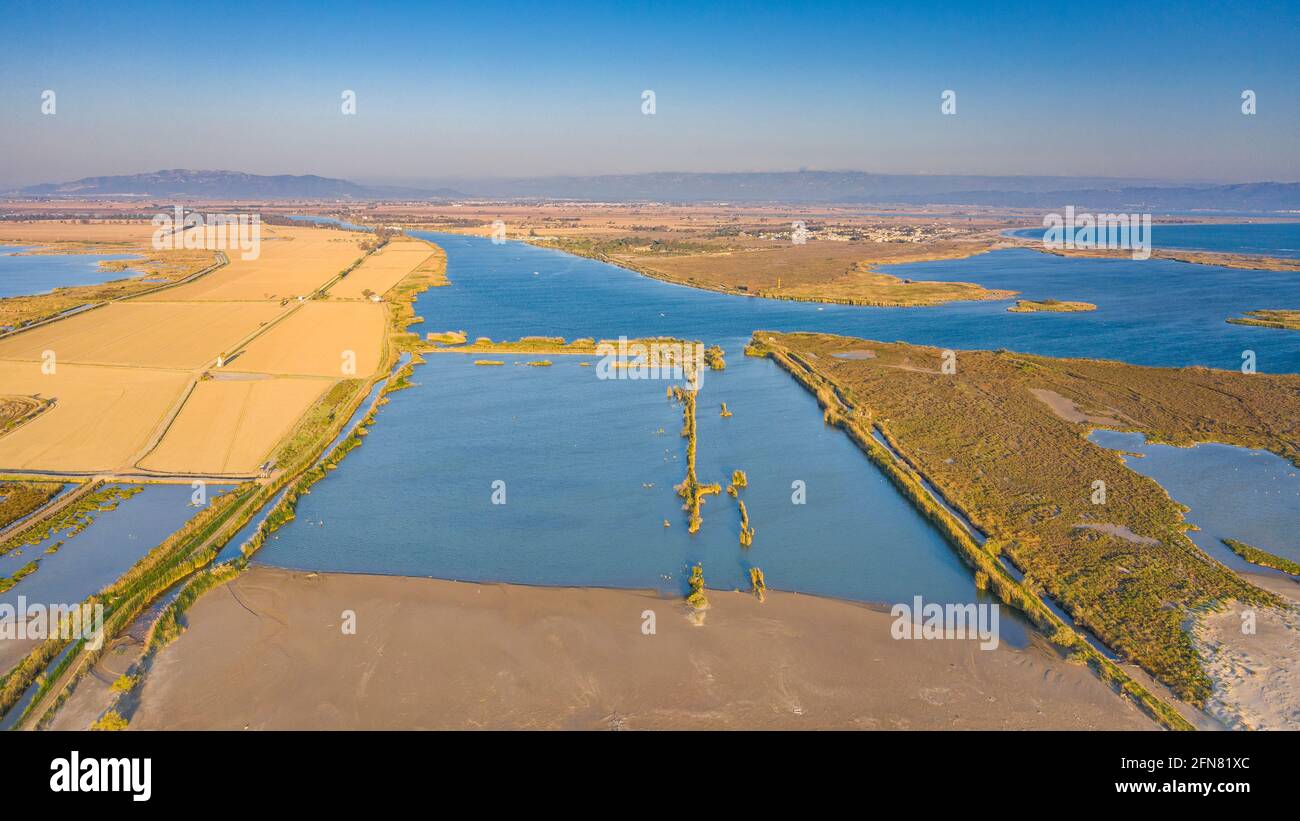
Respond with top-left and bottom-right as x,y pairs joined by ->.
1090,431 -> 1300,573
405,231 -> 1300,374
253,222 -> 1296,614
0,246 -> 141,299
0,484 -> 226,609
256,353 -> 990,608
1011,222 -> 1300,259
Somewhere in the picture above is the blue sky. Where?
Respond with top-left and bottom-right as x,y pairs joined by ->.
2,0 -> 1298,185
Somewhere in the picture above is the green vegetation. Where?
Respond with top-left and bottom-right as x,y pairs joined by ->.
719,402 -> 732,418
474,360 -> 506,366
426,330 -> 468,345
0,560 -> 39,594
90,710 -> 128,731
1226,309 -> 1300,331
1008,299 -> 1097,313
1222,538 -> 1300,575
704,345 -> 726,370
749,567 -> 767,602
670,385 -> 721,533
0,482 -> 142,557
110,674 -> 138,694
0,480 -> 63,530
686,563 -> 709,610
738,500 -> 755,548
748,331 -> 1275,728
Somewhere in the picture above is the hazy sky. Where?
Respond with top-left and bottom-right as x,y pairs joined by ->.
2,0 -> 1298,186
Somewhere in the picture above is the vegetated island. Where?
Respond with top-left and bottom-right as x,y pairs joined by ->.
1221,538 -> 1300,576
1007,299 -> 1097,313
748,331 -> 1300,721
1226,309 -> 1300,331
530,234 -> 1019,307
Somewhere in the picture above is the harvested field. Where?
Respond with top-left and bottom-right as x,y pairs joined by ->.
225,301 -> 386,378
328,240 -> 443,299
0,301 -> 285,370
0,361 -> 189,472
144,227 -> 365,302
140,376 -> 333,475
0,222 -> 158,244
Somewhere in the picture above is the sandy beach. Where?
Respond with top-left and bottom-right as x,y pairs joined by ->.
127,566 -> 1156,730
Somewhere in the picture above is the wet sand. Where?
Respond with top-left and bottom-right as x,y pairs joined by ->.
129,567 -> 1156,730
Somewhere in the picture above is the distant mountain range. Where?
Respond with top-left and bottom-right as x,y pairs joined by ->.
9,169 -> 464,201
8,169 -> 1300,211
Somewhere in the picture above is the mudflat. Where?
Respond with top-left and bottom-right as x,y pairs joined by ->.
130,566 -> 1155,730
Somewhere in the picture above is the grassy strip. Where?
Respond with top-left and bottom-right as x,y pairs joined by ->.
670,385 -> 721,533
752,336 -> 1197,731
1222,538 -> 1300,576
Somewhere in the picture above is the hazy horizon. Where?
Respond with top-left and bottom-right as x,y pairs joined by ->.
3,0 -> 1299,188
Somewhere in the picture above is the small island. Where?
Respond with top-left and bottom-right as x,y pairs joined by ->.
1222,538 -> 1300,575
1007,299 -> 1097,313
1226,309 -> 1300,331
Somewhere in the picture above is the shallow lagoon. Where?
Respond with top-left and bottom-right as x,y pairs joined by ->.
256,223 -> 1297,615
0,246 -> 141,299
408,231 -> 1300,374
1090,430 -> 1300,573
256,353 -> 987,607
1,484 -> 223,610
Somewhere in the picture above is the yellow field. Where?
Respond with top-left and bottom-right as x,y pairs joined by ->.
0,361 -> 189,472
142,226 -> 366,302
328,240 -> 440,299
139,376 -> 333,475
0,221 -> 398,475
0,301 -> 285,369
225,301 -> 386,378
0,222 -> 158,244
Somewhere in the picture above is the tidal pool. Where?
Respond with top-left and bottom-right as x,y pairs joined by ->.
1090,429 -> 1300,573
